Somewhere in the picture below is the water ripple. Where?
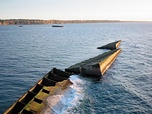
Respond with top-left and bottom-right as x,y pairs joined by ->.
0,23 -> 152,113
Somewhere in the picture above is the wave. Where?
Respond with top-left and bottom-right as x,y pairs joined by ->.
43,75 -> 85,114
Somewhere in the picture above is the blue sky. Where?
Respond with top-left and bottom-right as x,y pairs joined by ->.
0,0 -> 152,21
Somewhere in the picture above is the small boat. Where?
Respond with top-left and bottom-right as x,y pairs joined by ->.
52,25 -> 63,27
19,25 -> 23,27
65,48 -> 122,77
4,68 -> 72,114
97,40 -> 122,50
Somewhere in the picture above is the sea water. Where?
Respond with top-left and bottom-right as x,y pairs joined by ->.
0,22 -> 152,113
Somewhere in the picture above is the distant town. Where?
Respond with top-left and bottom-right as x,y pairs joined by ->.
0,19 -> 122,25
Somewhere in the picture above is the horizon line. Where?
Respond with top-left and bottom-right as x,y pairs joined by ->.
0,19 -> 152,22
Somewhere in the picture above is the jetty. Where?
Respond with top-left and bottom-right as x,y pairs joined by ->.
4,40 -> 122,113
65,48 -> 121,77
97,40 -> 121,50
4,68 -> 72,114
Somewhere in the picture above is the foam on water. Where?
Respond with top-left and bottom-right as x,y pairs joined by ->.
43,75 -> 85,114
1,23 -> 152,113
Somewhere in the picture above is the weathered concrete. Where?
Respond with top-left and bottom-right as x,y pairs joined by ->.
97,40 -> 122,50
4,68 -> 73,114
65,48 -> 122,77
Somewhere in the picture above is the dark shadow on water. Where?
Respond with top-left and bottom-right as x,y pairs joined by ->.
79,74 -> 103,82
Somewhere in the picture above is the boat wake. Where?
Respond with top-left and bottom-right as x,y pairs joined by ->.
43,75 -> 85,114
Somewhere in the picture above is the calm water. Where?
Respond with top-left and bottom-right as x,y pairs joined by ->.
0,23 -> 152,113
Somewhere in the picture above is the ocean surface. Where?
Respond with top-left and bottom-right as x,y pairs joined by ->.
0,22 -> 152,114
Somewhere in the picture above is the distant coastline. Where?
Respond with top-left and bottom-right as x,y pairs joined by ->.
0,19 -> 123,25
0,19 -> 150,26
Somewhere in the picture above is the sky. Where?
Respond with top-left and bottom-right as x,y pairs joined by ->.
0,0 -> 152,21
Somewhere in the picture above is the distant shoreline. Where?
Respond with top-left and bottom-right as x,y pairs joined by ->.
0,19 -> 150,26
0,19 -> 120,25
